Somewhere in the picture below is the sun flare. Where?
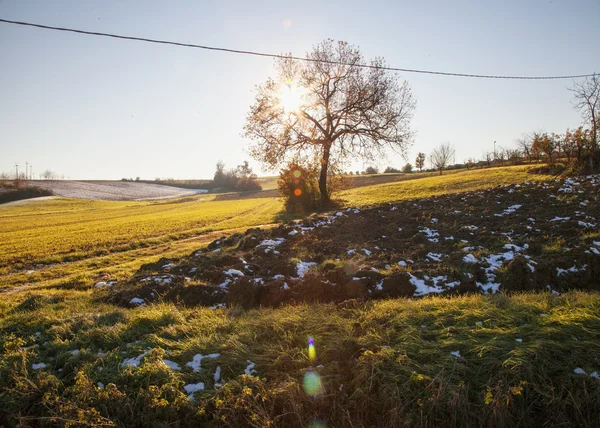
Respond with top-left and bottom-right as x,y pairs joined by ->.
278,81 -> 303,113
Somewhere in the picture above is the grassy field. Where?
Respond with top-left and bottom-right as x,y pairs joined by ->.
3,165 -> 599,427
1,291 -> 599,426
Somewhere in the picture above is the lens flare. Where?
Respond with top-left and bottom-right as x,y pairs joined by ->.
308,337 -> 316,361
294,188 -> 302,196
293,170 -> 302,178
303,370 -> 322,396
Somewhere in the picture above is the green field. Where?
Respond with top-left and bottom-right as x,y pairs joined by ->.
3,165 -> 598,427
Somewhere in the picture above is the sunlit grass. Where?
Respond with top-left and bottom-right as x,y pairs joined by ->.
339,165 -> 554,206
1,292 -> 598,426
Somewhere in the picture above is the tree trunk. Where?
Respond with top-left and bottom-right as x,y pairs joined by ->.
319,144 -> 331,204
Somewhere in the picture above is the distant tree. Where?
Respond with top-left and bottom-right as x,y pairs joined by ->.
563,127 -> 590,165
415,152 -> 426,171
570,74 -> 599,169
383,166 -> 400,173
355,170 -> 360,176
213,160 -> 226,184
135,177 -> 140,182
505,148 -> 521,165
365,166 -> 379,175
531,132 -> 557,164
401,163 -> 413,173
516,133 -> 533,164
244,39 -> 416,205
484,152 -> 493,167
41,170 -> 55,180
430,143 -> 455,175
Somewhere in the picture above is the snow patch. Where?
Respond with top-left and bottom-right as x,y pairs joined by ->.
186,353 -> 220,372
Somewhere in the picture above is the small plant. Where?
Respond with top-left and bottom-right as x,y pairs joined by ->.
278,161 -> 321,213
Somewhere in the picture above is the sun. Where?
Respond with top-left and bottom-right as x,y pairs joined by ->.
278,81 -> 303,113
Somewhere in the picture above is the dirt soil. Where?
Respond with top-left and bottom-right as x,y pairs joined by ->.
104,175 -> 600,308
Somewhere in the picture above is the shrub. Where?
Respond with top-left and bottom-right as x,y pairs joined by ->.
212,161 -> 262,192
365,166 -> 379,174
0,186 -> 54,204
383,166 -> 400,173
278,161 -> 321,213
401,163 -> 413,173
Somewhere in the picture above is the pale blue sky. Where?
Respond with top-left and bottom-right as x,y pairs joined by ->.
1,0 -> 598,179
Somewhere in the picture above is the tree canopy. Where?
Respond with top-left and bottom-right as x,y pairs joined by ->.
244,39 -> 416,204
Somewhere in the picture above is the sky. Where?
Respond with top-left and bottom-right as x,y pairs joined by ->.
1,0 -> 599,180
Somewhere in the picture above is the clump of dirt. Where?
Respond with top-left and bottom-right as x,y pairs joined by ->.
105,174 -> 600,309
500,256 -> 535,292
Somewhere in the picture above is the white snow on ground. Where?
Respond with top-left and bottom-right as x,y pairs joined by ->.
494,204 -> 522,217
578,221 -> 597,228
362,249 -> 372,256
210,303 -> 226,310
224,269 -> 244,277
217,279 -> 232,289
398,260 -> 407,267
591,371 -> 600,380
258,238 -> 285,248
515,338 -> 523,343
162,359 -> 181,370
409,274 -> 444,296
245,360 -> 257,375
462,225 -> 479,231
550,216 -> 570,222
574,368 -> 587,375
590,247 -> 600,255
426,253 -> 443,262
129,297 -> 145,306
31,180 -> 206,201
32,363 -> 47,370
186,353 -> 221,372
214,366 -> 221,383
419,227 -> 440,242
463,254 -> 477,264
556,265 -> 587,276
184,383 -> 205,400
296,261 -> 317,278
450,351 -> 462,358
121,352 -> 147,368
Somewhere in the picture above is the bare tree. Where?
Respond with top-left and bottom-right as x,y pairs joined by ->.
516,133 -> 533,163
415,152 -> 426,172
570,74 -> 600,169
41,170 -> 55,180
430,143 -> 455,175
244,39 -> 416,205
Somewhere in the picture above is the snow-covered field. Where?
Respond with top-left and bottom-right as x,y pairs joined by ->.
31,180 -> 208,201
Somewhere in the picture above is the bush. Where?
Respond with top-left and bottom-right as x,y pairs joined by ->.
212,161 -> 262,192
0,186 -> 54,204
278,161 -> 321,213
365,166 -> 379,175
383,166 -> 400,173
401,163 -> 413,173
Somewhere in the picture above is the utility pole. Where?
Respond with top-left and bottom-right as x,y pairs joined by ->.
15,164 -> 19,180
26,162 -> 28,180
30,165 -> 33,180
493,141 -> 497,161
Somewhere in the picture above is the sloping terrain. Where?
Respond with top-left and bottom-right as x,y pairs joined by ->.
31,180 -> 207,200
110,175 -> 600,308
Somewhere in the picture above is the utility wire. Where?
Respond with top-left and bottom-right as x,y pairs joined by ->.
0,17 -> 596,80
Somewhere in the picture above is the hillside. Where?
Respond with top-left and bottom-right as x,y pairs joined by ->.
111,174 -> 600,308
25,180 -> 208,201
1,166 -> 600,427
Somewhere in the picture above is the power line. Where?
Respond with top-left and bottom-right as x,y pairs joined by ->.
0,17 -> 596,80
